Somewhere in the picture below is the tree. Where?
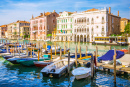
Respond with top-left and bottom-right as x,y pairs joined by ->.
47,34 -> 52,41
124,22 -> 130,34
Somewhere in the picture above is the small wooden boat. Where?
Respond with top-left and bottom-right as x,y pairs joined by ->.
3,53 -> 26,60
34,57 -> 60,67
72,67 -> 91,80
65,53 -> 85,58
0,53 -> 10,56
17,57 -> 50,66
28,47 -> 38,52
41,58 -> 75,78
7,55 -> 29,64
48,49 -> 70,54
0,44 -> 4,49
34,61 -> 53,67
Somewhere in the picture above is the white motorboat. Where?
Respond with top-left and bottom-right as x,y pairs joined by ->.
0,53 -> 10,56
72,67 -> 91,80
41,58 -> 75,78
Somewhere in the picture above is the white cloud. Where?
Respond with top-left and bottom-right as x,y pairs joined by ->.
0,0 -> 129,25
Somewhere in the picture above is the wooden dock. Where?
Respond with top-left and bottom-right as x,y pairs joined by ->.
97,63 -> 130,74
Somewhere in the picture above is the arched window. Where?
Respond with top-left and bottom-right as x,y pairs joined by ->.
102,26 -> 104,31
87,18 -> 89,24
91,18 -> 94,24
82,19 -> 83,23
84,19 -> 86,22
75,19 -> 76,23
102,17 -> 104,24
87,28 -> 89,32
85,28 -> 86,32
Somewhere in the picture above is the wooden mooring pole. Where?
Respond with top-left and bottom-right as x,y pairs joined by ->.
86,46 -> 87,56
128,46 -> 130,54
64,42 -> 65,55
96,46 -> 98,65
110,46 -> 111,50
68,52 -> 70,74
50,48 -> 52,60
33,43 -> 34,57
114,47 -> 116,83
60,47 -> 62,60
55,44 -> 56,55
80,46 -> 82,58
31,43 -> 32,58
75,46 -> 77,67
91,54 -> 94,79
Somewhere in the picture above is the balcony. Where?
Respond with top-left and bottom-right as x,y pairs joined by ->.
56,33 -> 72,36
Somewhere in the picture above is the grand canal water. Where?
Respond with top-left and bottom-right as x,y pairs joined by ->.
0,40 -> 130,87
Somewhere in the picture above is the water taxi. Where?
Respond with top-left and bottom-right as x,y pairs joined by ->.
92,36 -> 128,46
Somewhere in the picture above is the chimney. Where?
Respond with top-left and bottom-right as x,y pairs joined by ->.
109,7 -> 111,14
32,15 -> 34,19
118,10 -> 119,16
53,10 -> 55,13
40,13 -> 43,16
43,12 -> 45,16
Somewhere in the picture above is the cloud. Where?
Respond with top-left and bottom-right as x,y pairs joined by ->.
0,0 -> 129,25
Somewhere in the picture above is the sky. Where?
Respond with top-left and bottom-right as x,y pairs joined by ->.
0,0 -> 130,25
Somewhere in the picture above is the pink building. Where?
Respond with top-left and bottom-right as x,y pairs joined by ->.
30,10 -> 59,40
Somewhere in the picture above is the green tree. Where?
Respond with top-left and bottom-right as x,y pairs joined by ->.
124,22 -> 130,34
47,34 -> 52,41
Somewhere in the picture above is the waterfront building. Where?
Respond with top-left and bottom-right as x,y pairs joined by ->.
72,7 -> 121,42
120,18 -> 130,32
30,10 -> 59,41
56,11 -> 75,41
52,31 -> 56,41
20,26 -> 30,40
0,25 -> 7,39
7,20 -> 30,39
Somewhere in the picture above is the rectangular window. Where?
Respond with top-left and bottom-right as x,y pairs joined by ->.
66,25 -> 67,28
71,18 -> 72,22
71,24 -> 72,28
64,19 -> 65,23
66,19 -> 67,22
62,25 -> 63,28
64,25 -> 65,28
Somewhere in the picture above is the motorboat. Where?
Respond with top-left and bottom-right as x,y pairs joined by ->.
41,58 -> 75,78
72,67 -> 91,80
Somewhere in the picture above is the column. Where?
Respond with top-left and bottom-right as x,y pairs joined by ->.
79,35 -> 80,42
86,35 -> 87,42
83,35 -> 84,42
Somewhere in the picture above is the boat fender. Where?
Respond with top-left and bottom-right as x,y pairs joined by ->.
50,65 -> 56,72
84,62 -> 91,68
50,69 -> 55,72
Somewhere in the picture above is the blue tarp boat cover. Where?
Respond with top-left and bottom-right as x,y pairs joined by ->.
99,50 -> 124,61
47,45 -> 51,50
